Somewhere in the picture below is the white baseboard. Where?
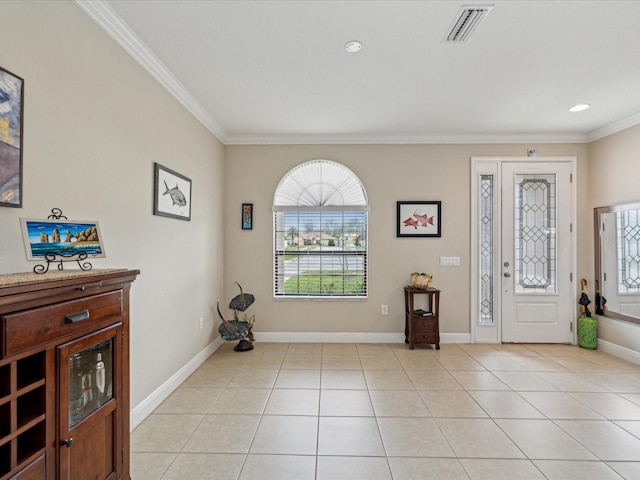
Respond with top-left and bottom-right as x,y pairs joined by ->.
255,332 -> 404,343
130,336 -> 223,430
254,331 -> 471,344
597,339 -> 640,366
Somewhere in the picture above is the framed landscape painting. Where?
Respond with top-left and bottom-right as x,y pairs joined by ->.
21,218 -> 106,260
0,66 -> 24,207
397,201 -> 442,237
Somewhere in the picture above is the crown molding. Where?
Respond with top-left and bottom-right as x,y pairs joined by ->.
73,0 -> 227,143
224,131 -> 590,146
588,112 -> 640,142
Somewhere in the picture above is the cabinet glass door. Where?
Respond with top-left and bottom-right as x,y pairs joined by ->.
69,337 -> 113,428
58,324 -> 122,480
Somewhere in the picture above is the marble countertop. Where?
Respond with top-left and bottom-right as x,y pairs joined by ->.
0,269 -> 128,287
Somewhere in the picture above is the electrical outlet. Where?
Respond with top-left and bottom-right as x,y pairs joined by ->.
381,304 -> 388,315
199,317 -> 204,330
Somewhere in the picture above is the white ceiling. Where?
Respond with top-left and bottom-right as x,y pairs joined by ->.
76,0 -> 640,145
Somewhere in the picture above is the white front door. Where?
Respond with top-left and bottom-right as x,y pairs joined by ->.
501,162 -> 573,343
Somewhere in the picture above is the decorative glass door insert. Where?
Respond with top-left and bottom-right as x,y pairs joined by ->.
617,209 -> 640,294
68,338 -> 113,428
513,173 -> 557,294
479,174 -> 495,324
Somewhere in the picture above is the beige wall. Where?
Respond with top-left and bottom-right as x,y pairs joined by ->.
589,124 -> 640,353
0,1 -> 225,407
589,124 -> 640,207
224,143 -> 590,337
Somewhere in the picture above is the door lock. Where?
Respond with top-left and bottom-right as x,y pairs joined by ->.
504,272 -> 511,277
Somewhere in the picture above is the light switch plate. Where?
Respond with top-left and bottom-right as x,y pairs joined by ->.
440,256 -> 461,267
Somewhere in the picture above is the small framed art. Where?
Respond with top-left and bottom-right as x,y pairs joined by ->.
153,163 -> 192,221
21,218 -> 106,260
242,203 -> 253,230
397,201 -> 441,237
0,66 -> 24,207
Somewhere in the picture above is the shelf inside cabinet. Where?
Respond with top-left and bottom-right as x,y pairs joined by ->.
17,422 -> 46,465
0,442 -> 10,477
17,387 -> 45,430
0,403 -> 9,438
16,352 -> 45,390
0,365 -> 9,397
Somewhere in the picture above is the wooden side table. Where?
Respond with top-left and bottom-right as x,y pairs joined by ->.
404,285 -> 440,350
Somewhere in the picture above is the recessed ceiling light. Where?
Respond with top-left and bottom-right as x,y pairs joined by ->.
345,41 -> 362,53
569,103 -> 590,112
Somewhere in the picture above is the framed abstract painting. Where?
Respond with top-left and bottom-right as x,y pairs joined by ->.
0,66 -> 24,207
242,203 -> 253,230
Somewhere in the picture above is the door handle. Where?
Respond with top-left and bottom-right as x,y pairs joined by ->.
503,272 -> 511,277
62,438 -> 74,448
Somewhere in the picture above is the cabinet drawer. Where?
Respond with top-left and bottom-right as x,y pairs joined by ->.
2,291 -> 122,357
412,317 -> 436,332
413,331 -> 438,344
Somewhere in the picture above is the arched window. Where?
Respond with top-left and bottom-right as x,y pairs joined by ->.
273,160 -> 368,298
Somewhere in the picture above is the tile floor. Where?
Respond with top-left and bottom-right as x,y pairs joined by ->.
131,342 -> 640,479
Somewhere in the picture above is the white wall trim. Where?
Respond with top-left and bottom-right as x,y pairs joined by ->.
130,336 -> 224,430
225,132 -> 590,146
255,331 -> 471,344
588,112 -> 640,143
597,339 -> 640,366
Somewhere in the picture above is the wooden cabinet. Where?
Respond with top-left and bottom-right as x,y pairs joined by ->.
404,286 -> 440,350
0,269 -> 138,480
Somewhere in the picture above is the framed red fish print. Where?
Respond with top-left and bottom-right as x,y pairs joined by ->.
153,162 -> 192,221
397,201 -> 441,237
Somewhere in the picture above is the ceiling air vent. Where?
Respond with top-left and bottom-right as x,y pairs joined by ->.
444,5 -> 493,43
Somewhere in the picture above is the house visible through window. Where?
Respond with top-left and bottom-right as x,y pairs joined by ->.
273,160 -> 368,298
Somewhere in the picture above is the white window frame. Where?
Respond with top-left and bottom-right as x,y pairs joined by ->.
273,160 -> 369,299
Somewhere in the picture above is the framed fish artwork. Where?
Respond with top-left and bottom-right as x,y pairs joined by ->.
397,201 -> 441,237
153,162 -> 192,221
0,65 -> 24,208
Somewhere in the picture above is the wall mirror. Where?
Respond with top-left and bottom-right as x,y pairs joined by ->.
594,202 -> 640,326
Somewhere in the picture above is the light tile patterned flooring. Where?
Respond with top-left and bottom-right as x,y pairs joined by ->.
131,342 -> 640,479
